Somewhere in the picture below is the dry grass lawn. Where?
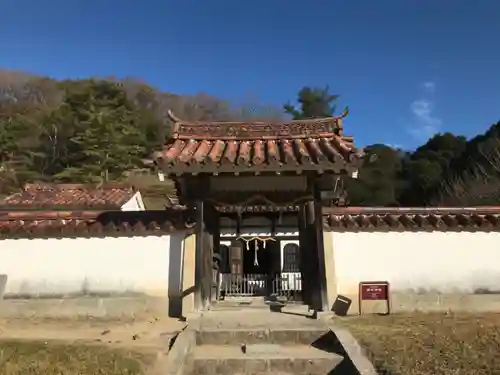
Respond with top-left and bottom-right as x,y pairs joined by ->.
340,312 -> 500,375
0,316 -> 186,375
0,340 -> 156,375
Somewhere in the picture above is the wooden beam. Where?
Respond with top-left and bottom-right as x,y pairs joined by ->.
160,162 -> 355,175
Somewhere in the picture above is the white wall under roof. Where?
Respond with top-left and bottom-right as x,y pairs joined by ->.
331,231 -> 500,295
120,191 -> 146,211
0,234 -> 185,297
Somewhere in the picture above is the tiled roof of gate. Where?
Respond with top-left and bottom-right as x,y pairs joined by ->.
152,110 -> 363,174
0,210 -> 195,239
2,206 -> 500,239
324,206 -> 500,231
1,183 -> 137,210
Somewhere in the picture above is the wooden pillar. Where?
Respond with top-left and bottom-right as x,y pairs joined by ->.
201,203 -> 217,311
304,197 -> 329,312
314,198 -> 329,312
202,231 -> 212,311
194,200 -> 204,311
212,212 -> 221,303
298,204 -> 311,307
305,200 -> 321,311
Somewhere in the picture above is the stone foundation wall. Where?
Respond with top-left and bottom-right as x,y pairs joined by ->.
0,295 -> 170,319
336,292 -> 500,315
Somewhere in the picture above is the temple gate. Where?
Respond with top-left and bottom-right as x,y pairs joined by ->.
152,109 -> 363,312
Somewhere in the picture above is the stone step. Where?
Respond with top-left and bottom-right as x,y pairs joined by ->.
191,344 -> 344,375
212,299 -> 310,311
196,327 -> 332,346
210,302 -> 270,310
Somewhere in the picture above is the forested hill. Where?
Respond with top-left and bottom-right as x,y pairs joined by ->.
0,70 -> 499,207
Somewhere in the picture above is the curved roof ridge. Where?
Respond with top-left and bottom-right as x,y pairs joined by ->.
167,107 -> 349,140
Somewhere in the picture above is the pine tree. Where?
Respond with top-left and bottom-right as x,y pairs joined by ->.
283,86 -> 339,119
55,80 -> 147,182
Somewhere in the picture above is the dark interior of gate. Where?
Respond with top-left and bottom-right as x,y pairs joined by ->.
217,214 -> 303,304
152,110 -> 363,312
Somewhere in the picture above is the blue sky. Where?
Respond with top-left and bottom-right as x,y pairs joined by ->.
1,0 -> 499,149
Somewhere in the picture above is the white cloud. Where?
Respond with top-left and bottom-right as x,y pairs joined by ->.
421,81 -> 436,95
408,81 -> 442,140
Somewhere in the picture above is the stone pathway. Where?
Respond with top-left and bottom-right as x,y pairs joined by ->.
182,309 -> 345,375
0,316 -> 186,350
200,305 -> 328,330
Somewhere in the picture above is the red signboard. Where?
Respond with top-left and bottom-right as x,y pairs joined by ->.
358,281 -> 391,315
360,283 -> 388,300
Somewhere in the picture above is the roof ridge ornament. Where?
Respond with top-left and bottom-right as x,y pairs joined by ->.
339,106 -> 349,118
166,107 -> 350,141
167,109 -> 182,124
166,107 -> 349,126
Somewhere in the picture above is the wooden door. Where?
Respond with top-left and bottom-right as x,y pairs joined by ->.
229,241 -> 243,276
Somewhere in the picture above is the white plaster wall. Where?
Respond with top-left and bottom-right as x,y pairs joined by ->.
0,235 -> 184,297
332,231 -> 500,295
120,192 -> 146,211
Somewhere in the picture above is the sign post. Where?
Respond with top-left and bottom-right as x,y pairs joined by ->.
358,281 -> 391,315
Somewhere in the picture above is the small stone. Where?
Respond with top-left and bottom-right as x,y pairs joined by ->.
132,334 -> 140,340
101,330 -> 111,335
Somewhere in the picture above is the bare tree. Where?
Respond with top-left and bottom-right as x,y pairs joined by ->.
436,136 -> 500,205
